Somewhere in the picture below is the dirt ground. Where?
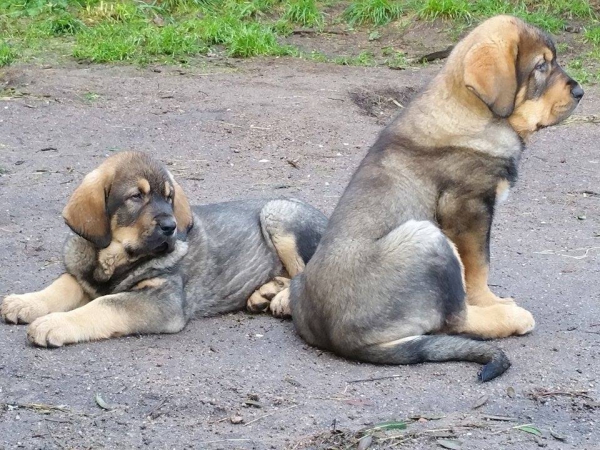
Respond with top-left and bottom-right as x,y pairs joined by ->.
0,58 -> 599,450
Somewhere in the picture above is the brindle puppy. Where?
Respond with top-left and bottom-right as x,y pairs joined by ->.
1,151 -> 326,347
287,16 -> 583,381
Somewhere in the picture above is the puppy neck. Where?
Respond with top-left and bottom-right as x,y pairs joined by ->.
390,72 -> 523,160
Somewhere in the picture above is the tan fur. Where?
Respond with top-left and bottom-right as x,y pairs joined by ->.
1,274 -> 90,324
62,168 -> 113,247
247,277 -> 290,312
94,217 -> 145,281
133,278 -> 167,290
61,153 -> 139,247
172,180 -> 193,234
496,179 -> 511,205
269,288 -> 291,318
509,79 -> 575,138
463,28 -> 519,117
453,303 -> 535,338
138,178 -> 150,195
447,231 -> 514,306
272,235 -> 305,277
164,182 -> 171,198
447,239 -> 466,289
27,297 -> 134,347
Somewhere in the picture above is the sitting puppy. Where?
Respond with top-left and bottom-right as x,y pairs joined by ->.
289,16 -> 583,381
1,151 -> 326,347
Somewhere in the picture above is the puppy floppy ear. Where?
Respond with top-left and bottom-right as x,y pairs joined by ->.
62,168 -> 114,248
463,40 -> 518,118
172,179 -> 193,237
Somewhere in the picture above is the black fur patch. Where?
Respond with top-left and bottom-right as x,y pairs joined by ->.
295,226 -> 323,264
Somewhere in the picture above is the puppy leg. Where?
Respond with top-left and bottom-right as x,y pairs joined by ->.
27,280 -> 186,347
247,277 -> 290,313
255,199 -> 326,316
446,229 -> 515,307
453,304 -> 535,339
1,274 -> 90,324
260,199 -> 327,278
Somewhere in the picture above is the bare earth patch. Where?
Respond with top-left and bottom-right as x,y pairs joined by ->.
0,58 -> 598,449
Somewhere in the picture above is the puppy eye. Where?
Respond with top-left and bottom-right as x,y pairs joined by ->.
535,61 -> 547,72
130,192 -> 143,201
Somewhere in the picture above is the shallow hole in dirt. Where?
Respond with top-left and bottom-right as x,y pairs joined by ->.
349,86 -> 418,123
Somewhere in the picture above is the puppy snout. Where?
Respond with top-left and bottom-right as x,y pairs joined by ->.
570,82 -> 584,101
157,216 -> 176,236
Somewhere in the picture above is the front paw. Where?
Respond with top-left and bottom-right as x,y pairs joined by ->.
1,294 -> 50,324
510,306 -> 536,336
467,290 -> 516,307
27,313 -> 83,348
497,296 -> 517,306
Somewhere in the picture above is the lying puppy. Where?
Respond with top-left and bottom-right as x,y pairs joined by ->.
1,151 -> 326,347
289,16 -> 583,381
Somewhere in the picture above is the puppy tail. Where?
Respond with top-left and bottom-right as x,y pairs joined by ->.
355,335 -> 510,382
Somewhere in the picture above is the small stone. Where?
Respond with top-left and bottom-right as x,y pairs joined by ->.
230,415 -> 244,424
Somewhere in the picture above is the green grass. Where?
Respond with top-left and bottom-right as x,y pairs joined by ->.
566,58 -> 593,84
343,0 -> 402,26
73,22 -> 143,62
283,0 -> 324,28
83,91 -> 100,101
416,0 -> 471,20
383,48 -> 408,69
585,26 -> 600,45
333,50 -> 375,66
227,23 -> 293,57
304,49 -> 328,62
0,42 -> 18,66
1,0 -> 600,71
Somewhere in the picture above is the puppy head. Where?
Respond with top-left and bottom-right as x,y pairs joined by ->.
62,152 -> 193,255
457,15 -> 582,137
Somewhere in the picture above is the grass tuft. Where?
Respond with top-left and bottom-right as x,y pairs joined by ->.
0,42 -> 18,66
283,0 -> 324,29
416,0 -> 471,20
383,48 -> 408,69
227,23 -> 292,57
584,27 -> 600,46
73,22 -> 142,62
343,0 -> 402,26
334,50 -> 375,66
40,13 -> 85,35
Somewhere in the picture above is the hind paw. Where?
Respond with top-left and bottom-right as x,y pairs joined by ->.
246,277 -> 290,313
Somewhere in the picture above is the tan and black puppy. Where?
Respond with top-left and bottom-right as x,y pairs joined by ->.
287,16 -> 583,381
1,151 -> 326,347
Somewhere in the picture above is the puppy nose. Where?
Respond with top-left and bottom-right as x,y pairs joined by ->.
571,83 -> 584,100
157,217 -> 176,236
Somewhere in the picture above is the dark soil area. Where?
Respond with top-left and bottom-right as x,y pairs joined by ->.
0,57 -> 599,449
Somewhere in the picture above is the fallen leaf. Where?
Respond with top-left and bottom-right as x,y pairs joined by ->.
357,434 -> 373,450
549,429 -> 566,441
371,420 -> 407,430
471,395 -> 488,409
437,439 -> 462,449
482,414 -> 518,422
94,393 -> 111,410
410,413 -> 445,420
243,400 -> 263,408
507,386 -> 516,398
515,424 -> 542,436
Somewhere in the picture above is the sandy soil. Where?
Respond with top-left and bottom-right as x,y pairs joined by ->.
0,58 -> 598,449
